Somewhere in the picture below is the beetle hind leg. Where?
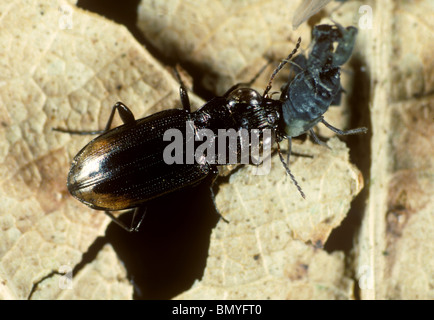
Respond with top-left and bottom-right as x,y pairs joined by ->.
104,206 -> 147,232
52,102 -> 136,135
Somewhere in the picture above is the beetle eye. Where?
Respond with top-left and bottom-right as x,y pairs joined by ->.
227,88 -> 262,107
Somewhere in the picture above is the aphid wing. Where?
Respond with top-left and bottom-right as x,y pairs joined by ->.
292,0 -> 333,29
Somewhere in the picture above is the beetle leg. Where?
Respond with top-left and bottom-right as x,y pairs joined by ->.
179,86 -> 191,113
173,67 -> 192,113
52,127 -> 106,135
103,102 -> 136,130
284,135 -> 314,161
129,206 -> 148,232
52,102 -> 136,135
104,206 -> 147,232
320,118 -> 368,135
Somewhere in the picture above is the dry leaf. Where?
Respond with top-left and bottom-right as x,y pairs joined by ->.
352,1 -> 434,299
137,0 -> 312,95
1,0 -> 432,300
29,244 -> 132,299
138,0 -> 434,300
176,138 -> 362,299
0,0 -> 197,299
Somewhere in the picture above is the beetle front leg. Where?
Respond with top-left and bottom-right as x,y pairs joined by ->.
53,102 -> 136,135
173,67 -> 192,113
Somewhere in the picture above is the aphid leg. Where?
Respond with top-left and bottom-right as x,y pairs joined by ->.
289,55 -> 307,74
320,118 -> 368,135
285,136 -> 314,160
104,206 -> 147,232
179,86 -> 191,113
276,140 -> 305,199
173,67 -> 192,113
309,128 -> 331,149
263,37 -> 302,98
53,102 -> 136,135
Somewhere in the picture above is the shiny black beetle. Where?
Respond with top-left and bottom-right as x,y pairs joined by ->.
56,23 -> 367,231
55,41 -> 302,231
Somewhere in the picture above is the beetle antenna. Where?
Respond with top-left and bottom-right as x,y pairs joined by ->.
246,59 -> 273,87
263,37 -> 301,98
276,140 -> 305,199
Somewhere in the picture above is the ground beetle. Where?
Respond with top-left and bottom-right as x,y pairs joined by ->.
55,23 -> 367,231
54,41 -> 302,231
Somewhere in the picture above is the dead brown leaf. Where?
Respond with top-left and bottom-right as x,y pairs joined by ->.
138,0 -> 434,300
137,0 -> 312,95
1,0 -> 432,300
352,0 -> 434,300
0,0 -> 198,299
29,244 -> 132,299
176,138 -> 362,299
